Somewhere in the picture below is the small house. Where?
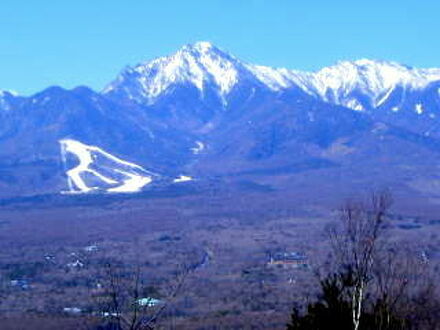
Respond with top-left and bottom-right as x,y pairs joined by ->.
268,252 -> 309,269
136,297 -> 163,307
10,279 -> 30,290
67,259 -> 84,269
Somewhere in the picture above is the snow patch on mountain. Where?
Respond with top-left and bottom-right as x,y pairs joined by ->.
173,175 -> 193,183
191,141 -> 205,155
60,139 -> 155,194
245,65 -> 295,91
345,99 -> 364,111
376,87 -> 395,107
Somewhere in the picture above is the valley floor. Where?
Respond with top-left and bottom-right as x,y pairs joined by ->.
0,189 -> 439,329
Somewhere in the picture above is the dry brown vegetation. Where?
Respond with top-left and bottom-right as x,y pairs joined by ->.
0,190 -> 438,329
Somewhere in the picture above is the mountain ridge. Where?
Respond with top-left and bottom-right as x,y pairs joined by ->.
1,42 -> 440,199
102,41 -> 440,114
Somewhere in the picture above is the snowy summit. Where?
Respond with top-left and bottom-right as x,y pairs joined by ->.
103,41 -> 244,104
103,42 -> 440,113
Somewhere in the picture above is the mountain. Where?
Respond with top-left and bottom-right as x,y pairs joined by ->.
103,42 -> 440,115
0,86 -> 196,196
103,41 -> 440,137
287,59 -> 440,111
102,41 -> 305,131
102,41 -> 302,105
1,42 -> 440,200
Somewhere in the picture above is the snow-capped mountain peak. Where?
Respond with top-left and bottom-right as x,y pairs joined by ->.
102,42 -> 440,113
317,59 -> 440,93
179,41 -> 223,55
103,41 -> 244,104
301,59 -> 440,109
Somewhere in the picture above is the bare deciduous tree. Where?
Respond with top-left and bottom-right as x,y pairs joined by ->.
328,191 -> 393,330
93,259 -> 193,330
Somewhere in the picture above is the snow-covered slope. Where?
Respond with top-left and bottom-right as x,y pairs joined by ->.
60,139 -> 157,193
103,41 -> 310,106
103,42 -> 440,114
59,139 -> 194,194
296,59 -> 440,111
103,42 -> 248,104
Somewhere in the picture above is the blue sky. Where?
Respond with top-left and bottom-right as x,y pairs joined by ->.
2,0 -> 439,95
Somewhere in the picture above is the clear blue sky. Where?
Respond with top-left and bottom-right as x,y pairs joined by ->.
2,0 -> 439,95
